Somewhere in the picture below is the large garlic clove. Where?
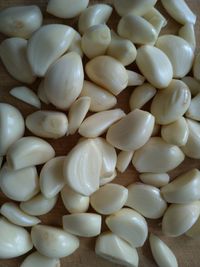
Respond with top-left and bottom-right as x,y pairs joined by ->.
95,232 -> 139,267
44,52 -> 84,110
26,111 -> 68,139
27,24 -> 75,77
106,109 -> 155,152
40,157 -> 65,198
0,217 -> 33,259
78,4 -> 112,34
139,173 -> 170,188
182,76 -> 200,96
149,234 -> 178,267
106,208 -> 148,248
116,151 -> 134,173
126,70 -> 145,86
37,79 -> 50,104
186,217 -> 200,238
186,93 -> 200,121
179,23 -> 196,51
90,183 -> 128,215
31,225 -> 79,258
132,137 -> 185,173
85,55 -> 128,95
193,52 -> 200,81
7,136 -> 55,170
0,5 -> 42,38
20,251 -> 60,267
100,170 -> 117,186
63,139 -> 102,196
0,103 -> 24,156
162,201 -> 200,237
68,31 -> 83,57
156,35 -> 194,78
0,163 -> 39,202
79,109 -> 125,138
151,79 -> 191,125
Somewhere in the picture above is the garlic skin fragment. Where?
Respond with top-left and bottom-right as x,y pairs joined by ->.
44,52 -> 84,110
31,225 -> 79,258
37,80 -> 50,104
149,234 -> 178,267
27,24 -> 75,77
182,76 -> 200,96
68,31 -> 83,57
0,217 -> 33,259
179,23 -> 196,51
20,251 -> 60,267
186,217 -> 200,238
186,93 -> 200,121
139,173 -> 170,188
0,5 -> 42,38
193,52 -> 200,81
116,151 -> 134,173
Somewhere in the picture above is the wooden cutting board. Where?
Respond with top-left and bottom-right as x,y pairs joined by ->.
0,0 -> 200,266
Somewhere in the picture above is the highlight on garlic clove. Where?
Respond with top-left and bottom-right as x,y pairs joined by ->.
126,70 -> 145,87
143,8 -> 167,35
179,23 -> 196,51
182,76 -> 200,96
78,4 -> 112,34
0,38 -> 36,84
186,93 -> 200,121
6,136 -> 55,170
0,5 -> 43,39
139,173 -> 170,188
37,79 -> 50,104
26,111 -> 68,139
44,52 -> 84,110
27,24 -> 75,77
68,31 -> 83,57
0,103 -> 25,156
116,150 -> 134,173
20,251 -> 60,267
193,52 -> 200,81
186,216 -> 200,238
100,169 -> 117,186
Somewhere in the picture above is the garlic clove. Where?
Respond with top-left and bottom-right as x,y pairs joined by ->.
143,8 -> 167,35
37,79 -> 50,104
139,173 -> 170,188
186,93 -> 200,121
68,31 -> 83,57
100,170 -> 117,186
179,23 -> 196,51
186,216 -> 200,238
20,251 -> 60,267
182,76 -> 200,96
116,151 -> 134,173
126,70 -> 145,87
193,52 -> 200,81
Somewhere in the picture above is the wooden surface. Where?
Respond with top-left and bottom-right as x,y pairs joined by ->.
1,0 -> 200,266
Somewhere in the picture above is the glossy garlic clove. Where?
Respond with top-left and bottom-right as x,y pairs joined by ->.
179,23 -> 196,51
116,151 -> 134,173
186,93 -> 200,121
126,70 -> 145,87
100,170 -> 117,186
68,31 -> 83,57
182,76 -> 200,96
20,251 -> 60,267
139,173 -> 170,188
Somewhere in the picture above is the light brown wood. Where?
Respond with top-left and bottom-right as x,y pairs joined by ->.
1,0 -> 200,266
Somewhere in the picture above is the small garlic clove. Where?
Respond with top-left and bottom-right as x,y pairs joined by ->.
186,216 -> 200,238
27,24 -> 75,77
20,251 -> 60,267
0,5 -> 42,39
136,45 -> 173,89
193,52 -> 200,81
106,208 -> 148,248
68,31 -> 83,57
31,225 -> 79,258
78,4 -> 112,34
106,109 -> 155,151
139,173 -> 170,188
182,76 -> 200,96
0,217 -> 33,259
116,151 -> 134,173
44,52 -> 84,110
90,183 -> 128,215
132,137 -> 185,173
179,23 -> 196,51
186,93 -> 200,121
26,111 -> 68,139
143,8 -> 167,34
126,70 -> 145,87
37,79 -> 50,104
79,109 -> 125,138
1,202 -> 41,227
100,170 -> 117,186
7,136 -> 55,170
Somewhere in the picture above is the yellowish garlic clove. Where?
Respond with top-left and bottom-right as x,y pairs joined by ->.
68,31 -> 83,57
179,23 -> 196,51
126,70 -> 145,87
186,93 -> 200,121
20,251 -> 60,267
186,216 -> 200,238
139,173 -> 170,188
143,8 -> 167,32
182,76 -> 200,96
100,170 -> 117,186
193,52 -> 200,81
37,79 -> 50,104
116,151 -> 134,173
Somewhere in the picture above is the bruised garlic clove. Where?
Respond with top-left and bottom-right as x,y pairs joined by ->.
78,4 -> 112,34
100,170 -> 117,186
37,80 -> 50,104
26,111 -> 68,139
20,251 -> 60,267
79,109 -> 125,138
0,38 -> 36,84
193,52 -> 200,81
116,151 -> 134,173
7,136 -> 55,170
182,76 -> 200,96
68,31 -> 83,57
0,5 -> 42,38
126,70 -> 145,87
31,225 -> 79,258
139,173 -> 170,188
44,52 -> 84,110
179,23 -> 196,51
186,93 -> 200,121
186,217 -> 200,238
27,24 -> 75,77
106,109 -> 155,151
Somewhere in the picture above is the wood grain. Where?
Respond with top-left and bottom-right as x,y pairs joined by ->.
0,1 -> 200,267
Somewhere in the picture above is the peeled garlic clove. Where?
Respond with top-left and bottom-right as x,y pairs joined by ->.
116,151 -> 134,173
80,80 -> 117,112
44,52 -> 84,110
106,109 -> 155,152
0,217 -> 33,259
126,183 -> 167,219
179,23 -> 196,51
79,109 -> 125,138
68,31 -> 83,57
182,76 -> 200,96
162,201 -> 200,237
20,251 -> 60,267
139,173 -> 170,188
7,136 -> 55,170
0,103 -> 24,156
90,183 -> 128,215
27,24 -> 75,77
193,52 -> 200,81
0,5 -> 42,38
20,194 -> 58,216
1,202 -> 40,227
31,225 -> 79,258
129,83 -> 156,110
68,97 -> 90,135
161,117 -> 189,146
78,4 -> 112,34
37,79 -> 50,104
161,0 -> 196,25
0,163 -> 39,201
136,45 -> 173,89
95,232 -> 139,267
47,0 -> 89,18
151,79 -> 191,125
86,55 -> 128,95
186,216 -> 200,238
132,137 -> 185,173
143,8 -> 167,34
100,170 -> 117,186
10,86 -> 41,109
186,93 -> 200,121
106,208 -> 148,247
26,111 -> 68,139
149,233 -> 178,267
127,70 -> 145,87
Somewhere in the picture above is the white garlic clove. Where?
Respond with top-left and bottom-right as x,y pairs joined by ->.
143,8 -> 167,35
193,52 -> 200,81
37,79 -> 50,104
106,109 -> 155,151
139,173 -> 170,188
182,76 -> 200,96
100,170 -> 117,186
179,23 -> 196,51
20,251 -> 60,267
68,31 -> 83,57
126,70 -> 145,87
186,216 -> 200,238
186,93 -> 200,121
116,151 -> 134,173
31,225 -> 79,258
27,24 -> 75,77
